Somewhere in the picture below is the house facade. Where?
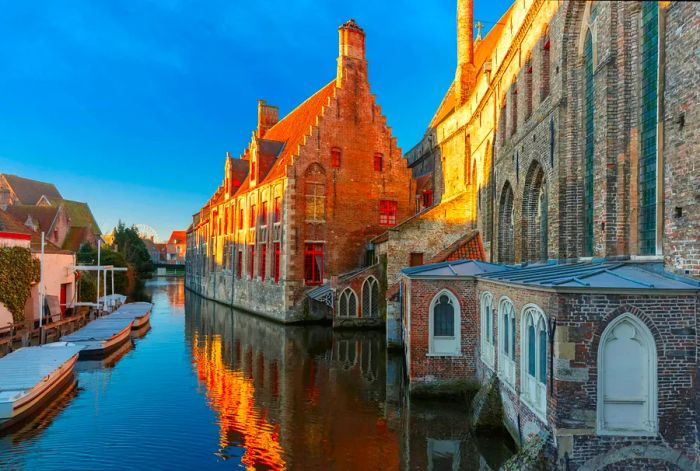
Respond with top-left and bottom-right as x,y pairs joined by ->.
390,0 -> 700,468
186,20 -> 414,323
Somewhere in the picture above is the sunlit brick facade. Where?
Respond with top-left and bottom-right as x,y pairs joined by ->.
186,20 -> 414,323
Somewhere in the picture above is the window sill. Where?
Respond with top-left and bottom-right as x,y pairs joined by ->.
426,353 -> 462,358
596,429 -> 657,437
520,395 -> 547,424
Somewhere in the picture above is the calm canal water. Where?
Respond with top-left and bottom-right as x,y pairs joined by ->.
0,279 -> 513,470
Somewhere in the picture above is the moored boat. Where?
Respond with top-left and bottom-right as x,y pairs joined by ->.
60,317 -> 134,358
0,343 -> 83,430
107,302 -> 153,330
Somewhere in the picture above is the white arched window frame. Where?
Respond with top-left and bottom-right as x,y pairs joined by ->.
498,298 -> 516,388
597,313 -> 657,436
428,290 -> 461,356
338,288 -> 358,318
480,292 -> 495,369
520,304 -> 548,420
361,276 -> 380,318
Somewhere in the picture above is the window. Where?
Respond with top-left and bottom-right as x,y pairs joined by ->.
498,182 -> 515,263
429,291 -> 460,355
304,243 -> 323,285
422,190 -> 433,208
379,200 -> 398,226
639,2 -> 659,255
249,204 -> 256,228
251,161 -> 256,179
583,29 -> 595,256
511,84 -> 518,136
373,153 -> 383,172
274,242 -> 281,283
361,276 -> 379,318
409,252 -> 424,267
261,201 -> 268,226
331,147 -> 341,168
498,298 -> 516,387
248,245 -> 255,279
274,197 -> 281,223
305,183 -> 326,223
541,36 -> 550,100
597,314 -> 657,435
480,292 -> 494,368
237,250 -> 243,279
260,244 -> 267,281
338,288 -> 357,317
238,208 -> 244,230
525,59 -> 533,119
521,305 -> 547,418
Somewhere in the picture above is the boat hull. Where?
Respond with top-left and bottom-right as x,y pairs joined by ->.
76,323 -> 133,359
0,354 -> 78,431
130,311 -> 151,330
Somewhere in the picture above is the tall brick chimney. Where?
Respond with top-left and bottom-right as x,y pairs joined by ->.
337,19 -> 367,86
455,0 -> 476,106
257,100 -> 279,138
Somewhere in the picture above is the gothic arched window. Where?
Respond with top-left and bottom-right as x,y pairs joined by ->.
521,305 -> 548,418
498,181 -> 515,263
480,292 -> 494,368
583,29 -> 595,256
338,288 -> 358,318
597,314 -> 657,435
429,291 -> 460,355
498,298 -> 516,387
361,276 -> 380,318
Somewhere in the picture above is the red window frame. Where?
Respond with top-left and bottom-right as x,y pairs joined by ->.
379,200 -> 398,226
304,243 -> 323,285
261,201 -> 268,226
274,242 -> 281,283
249,204 -> 256,228
260,244 -> 267,282
274,197 -> 281,223
248,245 -> 255,279
373,153 -> 383,171
331,147 -> 341,168
422,190 -> 433,207
237,250 -> 243,279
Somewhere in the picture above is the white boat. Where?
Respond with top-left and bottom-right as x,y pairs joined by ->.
60,317 -> 134,358
106,302 -> 153,330
0,343 -> 83,430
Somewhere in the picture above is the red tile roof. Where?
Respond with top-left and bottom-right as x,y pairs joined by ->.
429,230 -> 485,263
231,80 -> 337,196
168,231 -> 187,245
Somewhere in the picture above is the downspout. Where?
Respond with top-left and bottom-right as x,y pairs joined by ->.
655,5 -> 666,255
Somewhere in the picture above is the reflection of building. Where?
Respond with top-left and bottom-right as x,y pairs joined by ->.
186,19 -> 414,323
391,0 -> 700,469
186,291 -> 513,469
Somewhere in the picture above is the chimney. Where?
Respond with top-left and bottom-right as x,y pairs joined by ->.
257,100 -> 279,138
337,19 -> 367,86
455,0 -> 476,106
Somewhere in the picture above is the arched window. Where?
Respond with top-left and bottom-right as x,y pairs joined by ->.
429,291 -> 461,355
521,305 -> 548,418
541,34 -> 551,100
480,292 -> 494,368
525,58 -> 533,119
583,29 -> 595,256
338,288 -> 358,318
597,314 -> 657,435
498,181 -> 515,263
361,276 -> 380,318
498,298 -> 516,387
639,2 -> 659,255
522,161 -> 548,262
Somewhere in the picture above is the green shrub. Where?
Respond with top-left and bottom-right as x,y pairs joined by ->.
0,247 -> 40,322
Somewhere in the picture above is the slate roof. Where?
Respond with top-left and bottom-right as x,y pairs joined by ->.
402,259 -> 511,278
2,174 -> 62,205
478,261 -> 700,291
61,226 -> 90,252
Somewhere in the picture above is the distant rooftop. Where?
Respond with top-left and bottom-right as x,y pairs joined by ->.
402,259 -> 510,278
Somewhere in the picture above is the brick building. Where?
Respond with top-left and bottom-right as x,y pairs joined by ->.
186,20 -> 414,323
390,0 -> 700,468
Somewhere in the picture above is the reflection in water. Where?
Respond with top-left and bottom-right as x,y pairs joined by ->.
0,280 -> 513,470
186,292 -> 513,470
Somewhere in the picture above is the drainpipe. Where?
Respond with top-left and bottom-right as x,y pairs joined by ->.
39,231 -> 45,344
548,316 -> 557,396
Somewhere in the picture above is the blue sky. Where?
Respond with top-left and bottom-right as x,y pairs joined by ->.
0,0 -> 510,241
